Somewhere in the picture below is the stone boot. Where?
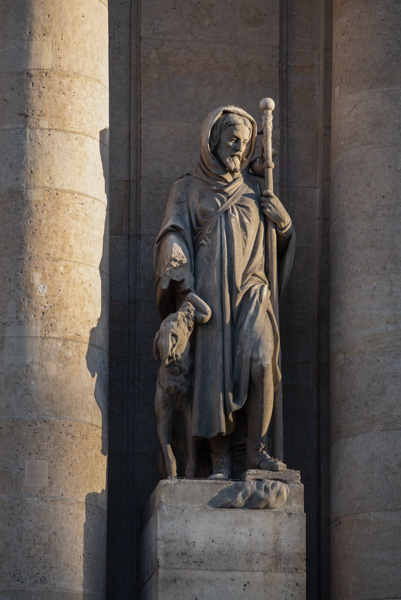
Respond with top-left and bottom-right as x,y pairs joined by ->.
245,436 -> 286,472
208,452 -> 232,480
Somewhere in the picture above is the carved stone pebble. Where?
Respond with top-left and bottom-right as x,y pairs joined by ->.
208,479 -> 288,509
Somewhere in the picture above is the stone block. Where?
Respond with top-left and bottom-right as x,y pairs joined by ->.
0,495 -> 107,600
332,0 -> 400,96
330,145 -> 399,224
140,39 -> 278,126
0,128 -> 108,203
141,0 -> 237,44
0,71 -> 107,139
140,478 -> 305,600
330,349 -> 401,443
330,430 -> 401,521
0,418 -> 107,501
331,88 -> 400,165
331,510 -> 401,600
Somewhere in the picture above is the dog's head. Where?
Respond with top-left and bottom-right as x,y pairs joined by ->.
153,301 -> 195,365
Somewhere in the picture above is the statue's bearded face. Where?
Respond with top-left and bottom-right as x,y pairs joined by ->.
216,122 -> 251,173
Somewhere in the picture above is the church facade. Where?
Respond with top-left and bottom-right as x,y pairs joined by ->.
0,0 -> 400,598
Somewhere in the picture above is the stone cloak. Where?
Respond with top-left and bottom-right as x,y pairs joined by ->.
154,106 -> 295,439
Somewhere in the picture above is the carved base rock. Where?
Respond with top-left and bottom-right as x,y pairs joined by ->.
242,468 -> 302,484
140,477 -> 305,600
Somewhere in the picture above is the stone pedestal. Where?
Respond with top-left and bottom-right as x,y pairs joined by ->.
140,475 -> 305,600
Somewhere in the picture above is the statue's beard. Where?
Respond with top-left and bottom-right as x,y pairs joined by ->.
219,153 -> 242,173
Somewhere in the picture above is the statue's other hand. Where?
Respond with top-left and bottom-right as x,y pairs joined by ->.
260,190 -> 291,230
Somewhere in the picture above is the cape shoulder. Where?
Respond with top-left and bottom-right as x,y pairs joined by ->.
167,169 -> 262,207
167,173 -> 193,206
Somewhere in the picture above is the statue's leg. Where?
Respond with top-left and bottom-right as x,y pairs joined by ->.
246,332 -> 275,441
246,321 -> 286,471
155,384 -> 177,479
157,415 -> 177,479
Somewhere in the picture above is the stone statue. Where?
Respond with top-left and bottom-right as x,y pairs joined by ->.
154,105 -> 295,480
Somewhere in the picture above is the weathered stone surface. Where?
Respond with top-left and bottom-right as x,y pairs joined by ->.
0,419 -> 107,499
140,479 -> 305,599
330,1 -> 401,599
0,0 -> 109,598
330,430 -> 401,520
332,0 -> 400,95
0,128 -> 108,201
208,480 -> 289,509
331,351 -> 401,442
331,511 -> 401,600
141,39 -> 279,125
0,72 -> 108,138
0,496 -> 107,599
141,570 -> 305,600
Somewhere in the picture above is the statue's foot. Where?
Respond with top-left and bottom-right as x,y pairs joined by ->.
246,437 -> 287,472
208,452 -> 232,481
257,456 -> 287,472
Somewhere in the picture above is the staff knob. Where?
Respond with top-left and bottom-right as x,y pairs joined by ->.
259,97 -> 275,112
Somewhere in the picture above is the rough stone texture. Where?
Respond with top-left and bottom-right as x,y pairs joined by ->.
140,479 -> 305,600
208,480 -> 289,509
0,0 -> 109,598
330,1 -> 401,598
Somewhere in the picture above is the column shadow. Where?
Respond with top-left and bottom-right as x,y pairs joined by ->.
83,127 -> 109,598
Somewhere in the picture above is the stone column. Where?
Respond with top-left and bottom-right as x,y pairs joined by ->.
330,1 -> 401,599
0,1 -> 109,598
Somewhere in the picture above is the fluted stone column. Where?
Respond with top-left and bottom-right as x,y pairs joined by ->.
0,1 -> 109,598
330,1 -> 401,599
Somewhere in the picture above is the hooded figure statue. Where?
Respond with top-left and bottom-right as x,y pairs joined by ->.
154,105 -> 295,479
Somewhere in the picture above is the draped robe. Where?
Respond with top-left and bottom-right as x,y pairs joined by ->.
154,106 -> 295,439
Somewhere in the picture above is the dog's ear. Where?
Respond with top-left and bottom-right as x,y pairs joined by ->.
153,331 -> 161,360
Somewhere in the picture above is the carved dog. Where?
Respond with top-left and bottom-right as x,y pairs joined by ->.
153,292 -> 211,479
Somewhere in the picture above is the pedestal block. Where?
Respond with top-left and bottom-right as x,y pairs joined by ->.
140,476 -> 305,600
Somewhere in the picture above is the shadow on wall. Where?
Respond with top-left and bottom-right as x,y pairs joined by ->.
86,127 -> 110,457
84,490 -> 108,599
83,128 -> 109,598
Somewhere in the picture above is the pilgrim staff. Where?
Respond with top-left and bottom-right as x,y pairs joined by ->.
259,97 -> 284,461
